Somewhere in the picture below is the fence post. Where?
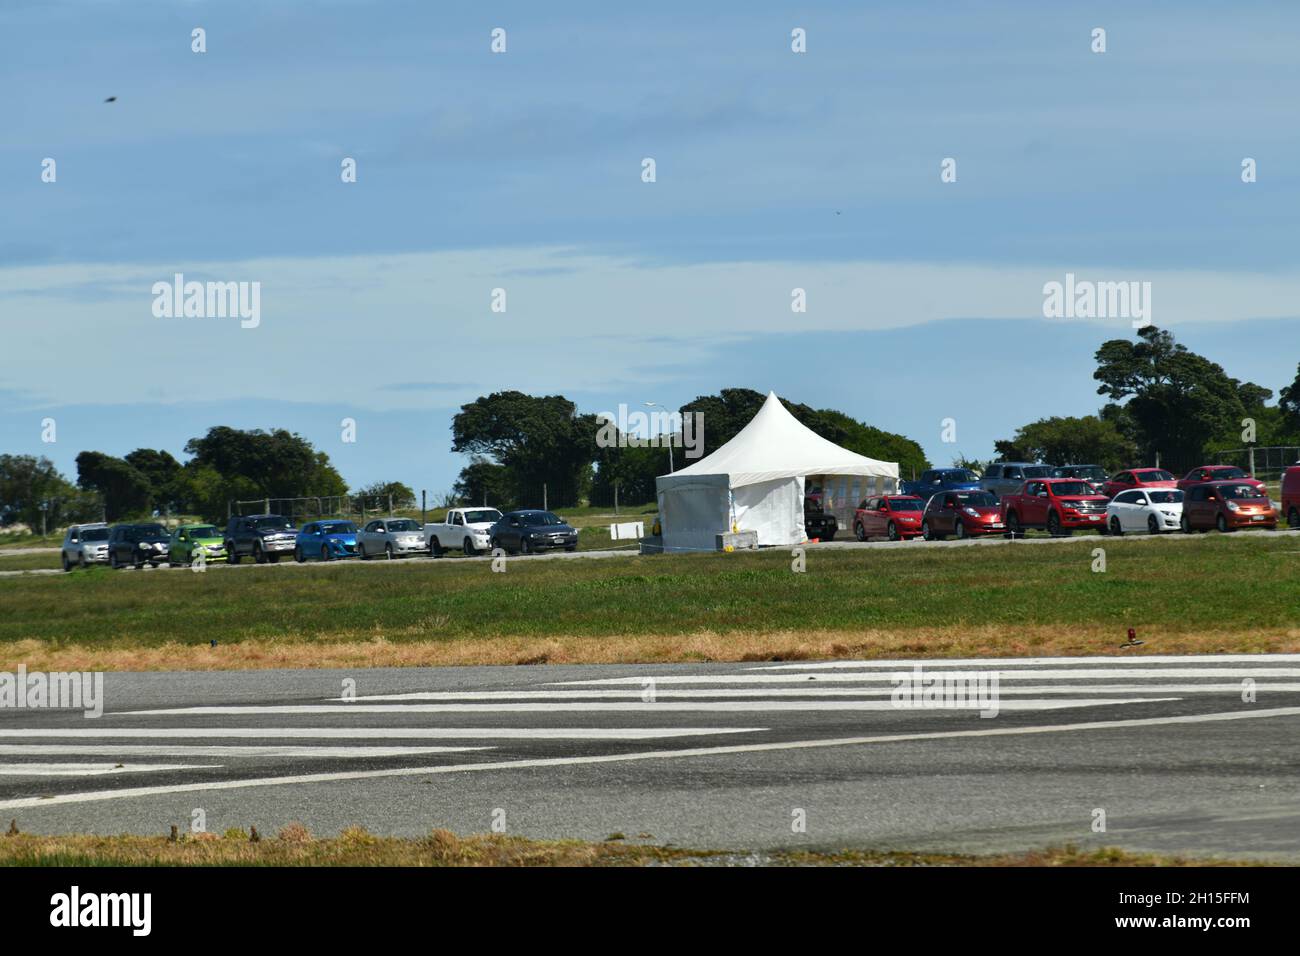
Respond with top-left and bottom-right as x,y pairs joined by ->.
614,480 -> 619,516
543,484 -> 548,511
388,494 -> 393,517
1248,446 -> 1256,477
421,490 -> 426,527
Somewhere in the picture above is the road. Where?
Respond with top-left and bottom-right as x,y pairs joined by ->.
1,654 -> 1297,860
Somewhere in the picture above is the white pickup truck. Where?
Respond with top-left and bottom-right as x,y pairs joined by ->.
423,507 -> 503,557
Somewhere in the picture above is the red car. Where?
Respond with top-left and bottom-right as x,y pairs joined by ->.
1283,465 -> 1300,529
1000,478 -> 1110,536
1101,467 -> 1177,499
854,495 -> 925,541
1176,465 -> 1266,493
1181,480 -> 1277,533
920,490 -> 1007,540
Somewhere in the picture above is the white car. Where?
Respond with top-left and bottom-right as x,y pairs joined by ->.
357,518 -> 426,559
1106,488 -> 1184,535
61,522 -> 110,570
424,507 -> 502,557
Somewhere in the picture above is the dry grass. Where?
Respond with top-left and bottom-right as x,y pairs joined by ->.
4,624 -> 1298,672
0,827 -> 1267,867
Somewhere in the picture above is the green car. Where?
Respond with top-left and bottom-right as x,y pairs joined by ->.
168,524 -> 227,566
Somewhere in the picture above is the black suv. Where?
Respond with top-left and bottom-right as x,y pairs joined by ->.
804,498 -> 837,541
107,522 -> 170,569
224,514 -> 297,564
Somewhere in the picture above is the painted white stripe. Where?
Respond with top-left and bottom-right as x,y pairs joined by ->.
555,668 -> 1300,685
751,653 -> 1300,670
120,698 -> 1174,715
0,745 -> 489,758
0,727 -> 765,741
1,706 -> 1295,811
0,763 -> 213,777
345,684 -> 1300,701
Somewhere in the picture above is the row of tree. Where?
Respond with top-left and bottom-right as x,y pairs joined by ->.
984,327 -> 1300,473
450,388 -> 931,508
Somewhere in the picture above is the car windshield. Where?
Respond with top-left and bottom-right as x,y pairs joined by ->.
954,492 -> 998,507
1208,467 -> 1246,479
1146,491 -> 1183,504
463,510 -> 501,524
1220,484 -> 1264,499
1050,481 -> 1094,496
189,526 -> 220,538
139,525 -> 168,539
520,512 -> 564,526
1023,466 -> 1053,478
1136,470 -> 1175,482
386,519 -> 420,532
253,517 -> 292,530
936,470 -> 978,483
80,528 -> 109,541
1053,466 -> 1106,480
320,522 -> 356,534
887,499 -> 924,512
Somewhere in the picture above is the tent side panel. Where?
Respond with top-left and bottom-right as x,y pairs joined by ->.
732,476 -> 804,546
656,474 -> 732,552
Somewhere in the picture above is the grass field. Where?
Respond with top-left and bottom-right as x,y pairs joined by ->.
1,532 -> 1297,670
0,827 -> 1264,867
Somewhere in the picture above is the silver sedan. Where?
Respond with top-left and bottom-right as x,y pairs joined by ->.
357,518 -> 427,559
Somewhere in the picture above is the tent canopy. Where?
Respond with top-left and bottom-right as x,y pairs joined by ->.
667,391 -> 899,487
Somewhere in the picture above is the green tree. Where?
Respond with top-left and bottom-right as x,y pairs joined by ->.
123,448 -> 183,513
354,480 -> 416,509
0,455 -> 99,531
183,427 -> 347,502
75,451 -> 152,520
993,415 -> 1137,471
451,459 -> 514,509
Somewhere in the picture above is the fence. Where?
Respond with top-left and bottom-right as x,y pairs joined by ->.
229,495 -> 411,525
1213,446 -> 1300,482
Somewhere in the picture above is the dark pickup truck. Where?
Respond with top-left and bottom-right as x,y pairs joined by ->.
804,500 -> 838,541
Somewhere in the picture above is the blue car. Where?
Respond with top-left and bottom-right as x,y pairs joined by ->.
899,468 -> 982,500
294,520 -> 359,562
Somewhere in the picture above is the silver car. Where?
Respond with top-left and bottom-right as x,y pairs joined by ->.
61,522 -> 110,570
980,462 -> 1053,499
357,518 -> 426,559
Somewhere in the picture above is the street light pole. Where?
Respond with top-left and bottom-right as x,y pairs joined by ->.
644,401 -> 674,473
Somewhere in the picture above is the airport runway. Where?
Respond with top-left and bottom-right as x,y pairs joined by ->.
1,654 -> 1298,860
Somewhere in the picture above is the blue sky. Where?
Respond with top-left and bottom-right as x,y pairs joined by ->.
3,0 -> 1299,496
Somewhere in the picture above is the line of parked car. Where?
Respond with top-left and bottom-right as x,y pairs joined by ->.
60,507 -> 581,570
849,462 -> 1300,542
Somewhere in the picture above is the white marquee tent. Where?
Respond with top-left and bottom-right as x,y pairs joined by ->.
655,392 -> 899,550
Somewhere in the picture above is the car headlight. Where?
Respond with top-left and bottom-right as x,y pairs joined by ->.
1225,500 -> 1240,512
963,507 -> 979,517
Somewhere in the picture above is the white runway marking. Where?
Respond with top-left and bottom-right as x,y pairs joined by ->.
0,763 -> 214,777
119,698 -> 1172,715
1,706 -> 1295,811
555,668 -> 1300,685
751,653 -> 1300,670
0,727 -> 766,741
0,745 -> 489,758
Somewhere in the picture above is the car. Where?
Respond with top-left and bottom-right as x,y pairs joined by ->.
1176,465 -> 1266,494
920,490 -> 1007,541
999,478 -> 1110,536
488,510 -> 579,554
1050,464 -> 1109,494
804,498 -> 837,541
1101,467 -> 1177,499
979,462 -> 1053,499
1282,464 -> 1300,529
60,522 -> 110,570
1105,488 -> 1184,536
295,520 -> 359,562
1180,480 -> 1277,533
224,514 -> 297,564
167,524 -> 227,566
424,508 -> 503,557
107,522 -> 170,569
853,495 -> 925,541
357,517 -> 426,559
899,468 -> 982,499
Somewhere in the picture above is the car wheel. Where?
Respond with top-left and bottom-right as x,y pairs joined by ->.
888,521 -> 902,542
321,545 -> 330,562
1217,514 -> 1230,533
1147,515 -> 1160,535
295,546 -> 305,563
79,553 -> 88,569
429,537 -> 443,558
61,554 -> 72,572
854,522 -> 865,542
955,521 -> 967,540
521,538 -> 532,555
921,520 -> 934,541
254,542 -> 266,564
109,552 -> 118,569
1109,516 -> 1123,537
227,544 -> 240,565
1289,507 -> 1299,529
565,545 -> 577,552
1047,512 -> 1068,537
1006,513 -> 1021,538
385,544 -> 394,560
823,530 -> 835,542
1180,515 -> 1192,534
463,537 -> 477,557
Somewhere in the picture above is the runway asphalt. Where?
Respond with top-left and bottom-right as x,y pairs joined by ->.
1,654 -> 1297,860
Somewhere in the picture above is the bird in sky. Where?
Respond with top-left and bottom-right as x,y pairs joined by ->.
104,96 -> 117,103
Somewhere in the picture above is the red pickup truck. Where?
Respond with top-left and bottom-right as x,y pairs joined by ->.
1000,478 -> 1110,536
